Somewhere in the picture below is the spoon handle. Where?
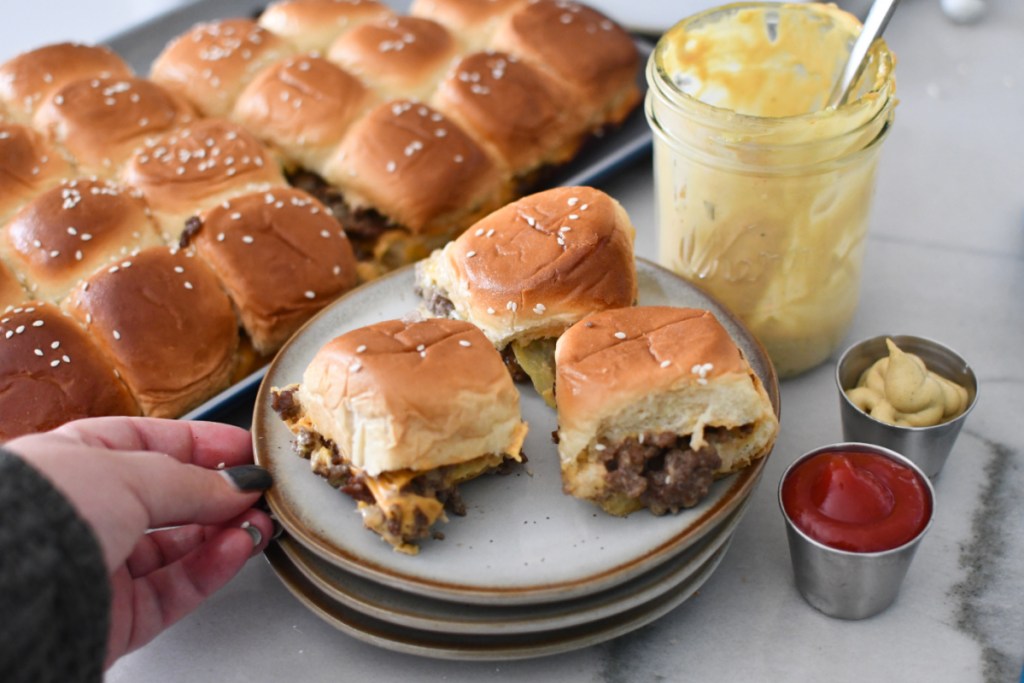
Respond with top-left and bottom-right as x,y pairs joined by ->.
827,0 -> 901,109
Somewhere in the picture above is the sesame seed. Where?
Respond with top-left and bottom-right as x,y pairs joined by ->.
475,228 -> 485,236
217,461 -> 226,469
419,351 -> 427,358
466,250 -> 477,258
356,345 -> 367,353
217,233 -> 226,242
75,250 -> 83,261
320,229 -> 331,238
614,331 -> 626,340
459,340 -> 471,347
32,320 -> 44,328
533,303 -> 546,314
242,235 -> 254,244
15,325 -> 25,334
485,229 -> 495,237
174,266 -> 185,273
67,227 -> 78,235
416,344 -> 426,352
569,214 -> 579,220
660,360 -> 672,368
506,301 -> 518,312
33,349 -> 43,357
113,330 -> 121,340
62,355 -> 70,363
594,443 -> 607,451
81,233 -> 92,241
50,359 -> 60,367
3,331 -> 9,339
304,290 -> 315,299
230,212 -> 242,220
51,341 -> 59,349
567,197 -> 579,206
108,266 -> 119,274
486,307 -> 496,315
386,161 -> 397,173
349,362 -> 362,373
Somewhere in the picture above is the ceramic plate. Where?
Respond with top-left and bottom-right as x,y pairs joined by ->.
275,491 -> 749,635
253,258 -> 779,605
265,534 -> 734,661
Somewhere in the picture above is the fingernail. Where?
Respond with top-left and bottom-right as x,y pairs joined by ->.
241,521 -> 262,547
220,465 -> 273,492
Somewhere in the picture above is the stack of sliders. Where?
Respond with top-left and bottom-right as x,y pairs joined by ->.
270,187 -> 778,560
0,0 -> 642,439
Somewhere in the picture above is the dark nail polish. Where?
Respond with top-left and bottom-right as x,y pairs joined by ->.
220,465 -> 273,492
241,521 -> 262,547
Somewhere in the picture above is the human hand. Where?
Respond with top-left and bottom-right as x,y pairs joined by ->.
5,416 -> 274,668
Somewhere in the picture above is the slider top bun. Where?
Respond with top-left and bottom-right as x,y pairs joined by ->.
258,0 -> 393,52
1,179 -> 165,302
63,246 -> 239,418
0,301 -> 139,441
417,186 -> 636,347
430,51 -> 586,176
232,55 -> 375,172
0,261 -> 28,311
324,99 -> 507,235
0,123 -> 73,225
189,187 -> 358,355
0,43 -> 132,124
121,119 -> 286,238
491,0 -> 640,126
410,0 -> 527,50
32,76 -> 195,178
555,306 -> 778,472
326,15 -> 459,101
151,19 -> 296,118
295,318 -> 527,476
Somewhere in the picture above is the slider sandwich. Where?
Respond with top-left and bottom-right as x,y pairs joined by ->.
272,318 -> 528,554
555,307 -> 778,516
414,186 -> 637,405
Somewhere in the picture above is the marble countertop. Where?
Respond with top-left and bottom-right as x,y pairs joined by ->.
4,1 -> 1022,681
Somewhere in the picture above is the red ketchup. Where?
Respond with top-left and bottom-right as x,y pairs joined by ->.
781,450 -> 931,553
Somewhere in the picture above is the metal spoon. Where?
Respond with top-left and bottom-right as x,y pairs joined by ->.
827,0 -> 901,109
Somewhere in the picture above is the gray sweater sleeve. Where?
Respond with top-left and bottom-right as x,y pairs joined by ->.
0,449 -> 111,683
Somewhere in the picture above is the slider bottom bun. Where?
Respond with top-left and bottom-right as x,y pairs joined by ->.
555,307 -> 778,516
271,318 -> 528,554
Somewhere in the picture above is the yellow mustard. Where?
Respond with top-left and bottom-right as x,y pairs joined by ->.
646,3 -> 897,377
847,338 -> 969,427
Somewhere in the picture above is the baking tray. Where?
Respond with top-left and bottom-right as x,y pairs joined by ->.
101,0 -> 654,427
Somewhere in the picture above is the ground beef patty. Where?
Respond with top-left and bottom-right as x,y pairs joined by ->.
600,432 -> 723,515
287,169 -> 392,261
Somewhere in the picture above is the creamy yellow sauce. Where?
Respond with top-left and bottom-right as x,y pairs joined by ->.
648,3 -> 896,377
846,338 -> 969,427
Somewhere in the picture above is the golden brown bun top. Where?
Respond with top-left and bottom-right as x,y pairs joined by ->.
64,246 -> 238,397
0,43 -> 132,123
327,15 -> 458,99
430,50 -> 583,173
410,0 -> 526,48
298,317 -> 524,474
191,187 -> 357,316
3,179 -> 162,299
555,307 -> 750,420
232,55 -> 373,164
32,76 -> 195,176
151,19 -> 296,118
436,186 -> 636,342
258,0 -> 394,52
122,119 -> 284,219
0,301 -> 139,441
0,123 -> 72,222
0,262 -> 27,310
492,0 -> 638,108
328,100 -> 503,234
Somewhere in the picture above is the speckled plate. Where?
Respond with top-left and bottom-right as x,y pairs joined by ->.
274,491 -> 749,636
253,258 -> 779,606
264,534 -> 734,661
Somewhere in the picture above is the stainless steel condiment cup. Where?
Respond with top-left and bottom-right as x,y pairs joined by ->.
836,334 -> 978,478
778,443 -> 935,620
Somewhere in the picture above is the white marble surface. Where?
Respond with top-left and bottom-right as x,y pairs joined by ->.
3,1 -> 1022,681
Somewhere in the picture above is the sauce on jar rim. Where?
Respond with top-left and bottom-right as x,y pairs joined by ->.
781,450 -> 931,553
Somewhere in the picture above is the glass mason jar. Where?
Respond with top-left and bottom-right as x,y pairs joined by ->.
646,2 -> 896,378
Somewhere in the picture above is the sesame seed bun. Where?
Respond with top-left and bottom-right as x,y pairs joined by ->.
32,77 -> 195,179
0,123 -> 73,226
326,15 -> 459,101
1,179 -> 164,302
0,43 -> 132,124
491,0 -> 640,128
409,0 -> 527,50
324,100 -> 508,236
415,186 -> 637,349
62,246 -> 239,418
190,188 -> 358,355
151,19 -> 296,118
121,119 -> 286,238
430,51 -> 587,177
555,306 -> 778,515
285,317 -> 527,476
0,301 -> 139,441
258,0 -> 393,52
232,55 -> 375,173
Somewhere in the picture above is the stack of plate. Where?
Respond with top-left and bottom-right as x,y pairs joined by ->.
253,259 -> 779,661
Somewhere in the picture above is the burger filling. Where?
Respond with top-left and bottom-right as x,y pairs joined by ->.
596,431 -> 737,515
272,386 -> 518,554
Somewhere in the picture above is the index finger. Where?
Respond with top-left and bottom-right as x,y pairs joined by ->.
54,416 -> 253,470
